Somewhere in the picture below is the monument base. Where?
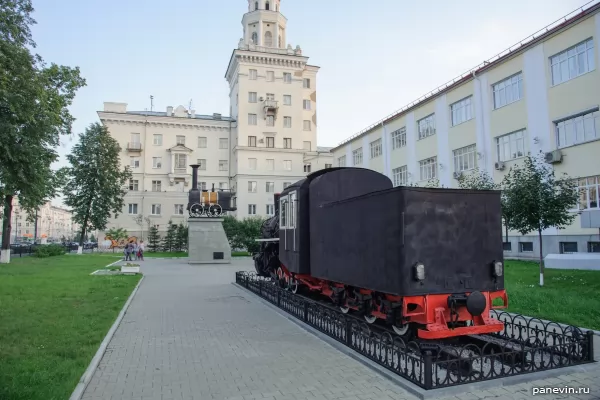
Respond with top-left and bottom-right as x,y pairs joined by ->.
188,218 -> 231,264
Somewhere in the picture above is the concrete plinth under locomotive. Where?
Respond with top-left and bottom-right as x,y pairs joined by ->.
254,167 -> 508,339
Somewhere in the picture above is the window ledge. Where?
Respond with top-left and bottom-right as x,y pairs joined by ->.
557,136 -> 600,151
550,68 -> 596,89
450,118 -> 474,128
492,98 -> 522,111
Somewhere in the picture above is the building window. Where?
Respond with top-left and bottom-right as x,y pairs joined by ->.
152,157 -> 162,168
519,242 -> 533,252
251,31 -> 258,44
264,31 -> 272,47
503,242 -> 512,251
266,93 -> 275,100
303,141 -> 311,151
417,114 -> 436,139
284,116 -> 292,128
266,159 -> 274,170
248,136 -> 257,147
450,96 -> 473,126
129,179 -> 139,191
197,137 -> 208,148
560,242 -> 578,254
283,160 -> 292,170
556,109 -> 599,148
419,157 -> 437,181
197,159 -> 206,170
266,137 -> 274,148
219,160 -> 228,171
153,134 -> 163,146
303,120 -> 311,131
283,95 -> 291,105
131,157 -> 140,168
283,138 -> 292,148
303,78 -> 310,88
174,154 -> 187,169
249,69 -> 257,79
199,181 -> 207,190
248,158 -> 257,170
589,242 -> 600,253
391,127 -> 406,149
174,204 -> 184,215
176,135 -> 185,145
248,114 -> 257,125
266,115 -> 274,127
128,204 -> 138,215
248,181 -> 257,192
577,175 -> 599,210
248,92 -> 257,102
337,155 -> 346,167
248,204 -> 256,215
551,38 -> 594,85
303,100 -> 311,110
392,166 -> 408,187
283,73 -> 291,83
282,182 -> 291,189
370,139 -> 382,159
266,182 -> 274,192
267,71 -> 274,82
219,138 -> 228,149
304,164 -> 311,173
219,182 -> 228,190
496,129 -> 526,162
352,148 -> 363,165
266,204 -> 274,215
325,163 -> 332,168
493,72 -> 523,109
453,144 -> 477,172
151,204 -> 162,216
152,180 -> 162,192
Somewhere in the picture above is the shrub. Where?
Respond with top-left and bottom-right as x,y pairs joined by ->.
34,244 -> 67,258
222,215 -> 266,253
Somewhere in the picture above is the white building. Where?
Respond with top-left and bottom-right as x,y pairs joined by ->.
99,0 -> 332,238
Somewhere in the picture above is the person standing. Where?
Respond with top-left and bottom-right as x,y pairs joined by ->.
138,240 -> 145,261
131,242 -> 138,261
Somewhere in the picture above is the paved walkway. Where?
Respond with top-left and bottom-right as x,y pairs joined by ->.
81,258 -> 600,400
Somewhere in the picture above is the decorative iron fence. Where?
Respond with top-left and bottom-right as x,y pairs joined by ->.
235,271 -> 595,390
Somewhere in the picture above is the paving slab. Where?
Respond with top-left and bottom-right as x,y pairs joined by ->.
80,257 -> 600,400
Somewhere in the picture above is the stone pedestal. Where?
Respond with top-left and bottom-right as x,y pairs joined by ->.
188,218 -> 231,264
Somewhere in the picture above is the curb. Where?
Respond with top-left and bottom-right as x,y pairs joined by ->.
231,282 -> 599,400
504,311 -> 600,337
69,273 -> 145,400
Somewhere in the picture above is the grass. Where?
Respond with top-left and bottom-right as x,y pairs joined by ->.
0,255 -> 141,400
504,260 -> 600,330
83,250 -> 252,258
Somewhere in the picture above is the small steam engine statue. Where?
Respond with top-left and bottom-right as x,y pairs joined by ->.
187,164 -> 236,218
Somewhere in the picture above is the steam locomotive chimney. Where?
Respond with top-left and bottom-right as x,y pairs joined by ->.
212,183 -> 215,192
190,164 -> 199,190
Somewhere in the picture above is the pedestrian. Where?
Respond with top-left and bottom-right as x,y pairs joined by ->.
123,244 -> 129,261
125,243 -> 132,261
138,240 -> 145,261
132,242 -> 138,261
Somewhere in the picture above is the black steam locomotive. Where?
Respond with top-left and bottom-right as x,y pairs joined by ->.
253,167 -> 508,339
187,164 -> 236,217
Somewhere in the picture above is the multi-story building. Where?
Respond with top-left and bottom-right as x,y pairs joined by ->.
98,0 -> 332,238
0,198 -> 79,243
330,3 -> 600,258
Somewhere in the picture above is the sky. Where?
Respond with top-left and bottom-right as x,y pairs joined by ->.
28,0 -> 594,206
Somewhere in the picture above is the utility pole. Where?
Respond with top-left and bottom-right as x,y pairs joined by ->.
150,95 -> 154,112
33,210 -> 38,243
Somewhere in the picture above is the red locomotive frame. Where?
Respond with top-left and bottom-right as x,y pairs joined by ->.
275,264 -> 508,340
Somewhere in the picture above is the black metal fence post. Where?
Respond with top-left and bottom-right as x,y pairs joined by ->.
423,351 -> 433,389
587,331 -> 595,362
345,318 -> 352,346
277,289 -> 281,307
303,302 -> 308,322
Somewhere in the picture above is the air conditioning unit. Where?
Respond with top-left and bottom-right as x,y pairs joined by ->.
545,149 -> 563,164
453,171 -> 462,180
494,161 -> 505,171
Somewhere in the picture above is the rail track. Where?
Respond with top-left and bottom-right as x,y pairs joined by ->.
236,271 -> 595,390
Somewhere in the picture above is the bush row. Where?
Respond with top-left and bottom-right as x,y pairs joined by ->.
34,244 -> 67,258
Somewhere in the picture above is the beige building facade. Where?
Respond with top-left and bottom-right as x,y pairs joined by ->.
331,3 -> 600,258
98,0 -> 332,238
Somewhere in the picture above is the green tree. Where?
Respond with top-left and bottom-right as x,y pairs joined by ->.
147,226 -> 161,252
239,216 -> 267,253
161,220 -> 177,252
61,123 -> 132,253
106,227 -> 128,246
0,1 -> 86,262
222,215 -> 244,250
131,214 -> 152,240
501,153 -> 579,286
90,234 -> 96,242
175,223 -> 188,252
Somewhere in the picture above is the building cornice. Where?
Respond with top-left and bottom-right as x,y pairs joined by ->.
233,145 -> 308,154
225,48 -> 310,83
98,112 -> 232,132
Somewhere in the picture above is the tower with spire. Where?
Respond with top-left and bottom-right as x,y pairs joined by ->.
224,0 -> 326,218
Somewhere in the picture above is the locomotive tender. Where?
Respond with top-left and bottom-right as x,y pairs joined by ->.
253,167 -> 508,339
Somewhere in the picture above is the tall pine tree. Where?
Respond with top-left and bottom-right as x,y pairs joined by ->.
147,226 -> 161,252
161,221 -> 178,252
61,123 -> 131,252
0,0 -> 86,263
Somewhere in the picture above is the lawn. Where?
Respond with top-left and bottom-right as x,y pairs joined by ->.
504,260 -> 600,330
0,255 -> 141,400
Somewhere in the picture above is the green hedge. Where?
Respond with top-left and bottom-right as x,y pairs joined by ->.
222,216 -> 267,253
34,244 -> 67,258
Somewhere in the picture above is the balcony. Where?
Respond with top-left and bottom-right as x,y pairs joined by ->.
263,99 -> 278,117
127,142 -> 142,152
